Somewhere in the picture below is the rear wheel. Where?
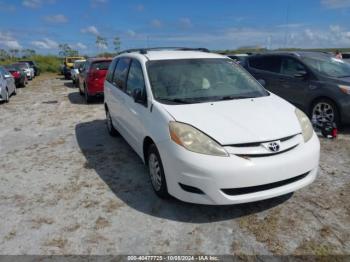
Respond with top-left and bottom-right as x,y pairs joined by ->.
147,144 -> 169,198
84,87 -> 92,104
4,89 -> 9,103
311,99 -> 340,127
106,109 -> 119,137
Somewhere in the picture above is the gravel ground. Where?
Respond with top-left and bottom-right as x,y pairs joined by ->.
0,73 -> 349,255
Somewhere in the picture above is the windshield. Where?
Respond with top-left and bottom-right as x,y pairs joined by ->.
74,61 -> 85,69
147,58 -> 268,103
302,56 -> 350,78
91,61 -> 111,70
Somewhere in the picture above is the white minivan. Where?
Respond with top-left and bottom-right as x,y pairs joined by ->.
104,48 -> 320,205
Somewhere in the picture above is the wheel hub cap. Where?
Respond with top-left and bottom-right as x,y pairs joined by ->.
149,153 -> 162,191
313,102 -> 334,124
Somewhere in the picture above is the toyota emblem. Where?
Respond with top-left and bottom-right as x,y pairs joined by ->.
268,142 -> 280,152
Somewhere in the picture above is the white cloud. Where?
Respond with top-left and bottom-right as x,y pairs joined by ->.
75,42 -> 87,49
44,14 -> 68,23
321,0 -> 350,9
31,38 -> 58,49
179,18 -> 193,29
81,26 -> 99,36
126,30 -> 136,37
22,0 -> 55,9
0,32 -> 22,49
151,19 -> 162,28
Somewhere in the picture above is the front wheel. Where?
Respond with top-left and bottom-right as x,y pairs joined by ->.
147,144 -> 169,198
311,99 -> 340,127
106,110 -> 119,137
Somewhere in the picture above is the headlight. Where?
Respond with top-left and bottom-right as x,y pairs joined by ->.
169,121 -> 228,157
295,108 -> 313,142
338,85 -> 350,95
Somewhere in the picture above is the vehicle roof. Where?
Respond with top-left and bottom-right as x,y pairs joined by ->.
73,59 -> 86,63
226,53 -> 249,57
249,51 -> 333,59
118,50 -> 225,61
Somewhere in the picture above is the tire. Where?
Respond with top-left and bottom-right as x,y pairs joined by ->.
13,86 -> 17,96
4,89 -> 9,103
311,98 -> 340,127
106,109 -> 119,137
84,87 -> 92,104
147,144 -> 169,198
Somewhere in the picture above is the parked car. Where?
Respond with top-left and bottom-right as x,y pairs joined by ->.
71,59 -> 86,85
226,53 -> 249,65
0,66 -> 16,103
19,60 -> 40,76
13,62 -> 34,80
63,56 -> 85,79
104,48 -> 320,205
78,58 -> 111,103
244,51 -> 350,127
342,53 -> 350,63
4,65 -> 27,88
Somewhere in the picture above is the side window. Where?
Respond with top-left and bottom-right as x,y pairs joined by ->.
126,60 -> 146,96
249,56 -> 281,73
106,59 -> 118,83
281,57 -> 306,77
112,57 -> 131,90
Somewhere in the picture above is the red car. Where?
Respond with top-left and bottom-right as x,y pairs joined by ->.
4,65 -> 27,88
78,58 -> 112,103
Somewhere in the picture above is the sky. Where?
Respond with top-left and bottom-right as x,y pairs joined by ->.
0,0 -> 350,55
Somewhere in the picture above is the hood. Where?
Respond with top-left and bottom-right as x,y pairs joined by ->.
160,94 -> 302,145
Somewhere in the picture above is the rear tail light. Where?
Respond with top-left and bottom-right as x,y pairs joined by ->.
12,71 -> 20,78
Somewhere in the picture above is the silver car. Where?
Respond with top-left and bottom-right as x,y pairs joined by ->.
71,59 -> 86,85
0,66 -> 16,103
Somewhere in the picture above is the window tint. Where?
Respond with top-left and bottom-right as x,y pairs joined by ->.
106,59 -> 118,83
112,57 -> 131,89
126,60 -> 145,95
249,56 -> 281,73
281,58 -> 306,77
91,60 -> 111,70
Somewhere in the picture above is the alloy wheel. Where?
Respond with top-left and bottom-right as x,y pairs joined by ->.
312,102 -> 335,124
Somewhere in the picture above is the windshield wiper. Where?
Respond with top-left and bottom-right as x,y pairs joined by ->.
218,95 -> 255,101
158,98 -> 194,104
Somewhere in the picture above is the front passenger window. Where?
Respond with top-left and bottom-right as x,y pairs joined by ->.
126,60 -> 145,96
281,58 -> 306,77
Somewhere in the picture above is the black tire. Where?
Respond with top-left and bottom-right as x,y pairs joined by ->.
147,144 -> 169,198
311,98 -> 340,127
13,86 -> 16,95
4,89 -> 9,103
106,109 -> 119,137
84,87 -> 92,104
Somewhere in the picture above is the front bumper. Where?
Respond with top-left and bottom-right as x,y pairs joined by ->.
157,133 -> 320,205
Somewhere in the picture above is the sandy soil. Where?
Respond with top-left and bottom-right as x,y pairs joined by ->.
0,73 -> 349,255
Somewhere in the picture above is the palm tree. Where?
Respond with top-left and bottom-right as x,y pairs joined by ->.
96,36 -> 108,52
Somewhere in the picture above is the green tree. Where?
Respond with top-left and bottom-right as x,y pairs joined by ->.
9,49 -> 19,58
113,36 -> 121,52
22,49 -> 36,58
0,49 -> 9,60
58,44 -> 78,57
96,36 -> 108,51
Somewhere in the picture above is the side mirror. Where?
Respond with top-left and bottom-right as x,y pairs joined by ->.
132,88 -> 146,105
294,71 -> 307,79
257,79 -> 266,87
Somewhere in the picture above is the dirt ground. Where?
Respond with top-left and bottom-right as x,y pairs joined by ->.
0,73 -> 349,255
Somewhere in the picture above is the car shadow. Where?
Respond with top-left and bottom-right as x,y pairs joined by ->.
64,82 -> 77,89
75,120 -> 292,223
68,92 -> 103,105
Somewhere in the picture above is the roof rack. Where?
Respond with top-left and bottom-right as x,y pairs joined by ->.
118,47 -> 210,55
